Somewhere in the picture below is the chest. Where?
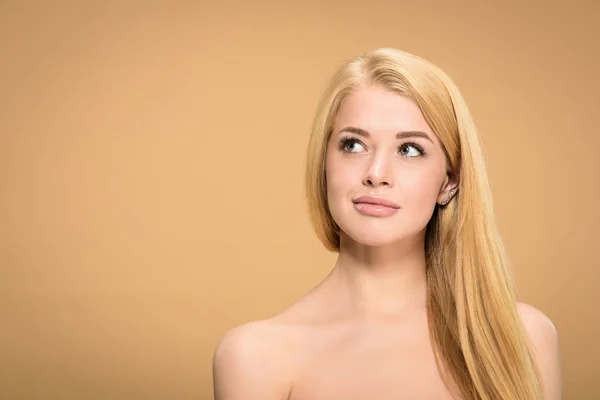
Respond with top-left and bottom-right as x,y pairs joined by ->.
288,322 -> 459,400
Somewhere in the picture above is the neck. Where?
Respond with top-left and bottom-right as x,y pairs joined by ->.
329,231 -> 428,318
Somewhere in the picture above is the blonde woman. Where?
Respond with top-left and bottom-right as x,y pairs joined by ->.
213,48 -> 562,399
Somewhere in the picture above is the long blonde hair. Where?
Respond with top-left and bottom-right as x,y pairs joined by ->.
304,48 -> 542,399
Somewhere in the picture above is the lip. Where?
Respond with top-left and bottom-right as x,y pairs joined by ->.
352,195 -> 400,209
352,195 -> 400,217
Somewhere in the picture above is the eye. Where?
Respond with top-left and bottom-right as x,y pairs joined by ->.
399,142 -> 425,158
339,137 -> 365,153
338,137 -> 426,157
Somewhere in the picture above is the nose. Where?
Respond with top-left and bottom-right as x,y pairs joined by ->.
362,152 -> 393,187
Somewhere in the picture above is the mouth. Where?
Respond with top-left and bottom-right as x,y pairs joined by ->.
352,195 -> 400,209
353,202 -> 399,217
352,195 -> 400,217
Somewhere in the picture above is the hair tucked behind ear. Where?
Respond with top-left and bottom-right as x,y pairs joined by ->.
304,48 -> 543,399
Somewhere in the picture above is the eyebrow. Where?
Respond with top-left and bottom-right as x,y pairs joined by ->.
336,126 -> 433,143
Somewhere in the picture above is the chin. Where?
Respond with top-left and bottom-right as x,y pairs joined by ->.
330,203 -> 429,248
339,224 -> 405,248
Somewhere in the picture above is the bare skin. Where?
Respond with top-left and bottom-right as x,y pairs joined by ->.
213,295 -> 560,399
224,272 -> 462,400
213,85 -> 562,399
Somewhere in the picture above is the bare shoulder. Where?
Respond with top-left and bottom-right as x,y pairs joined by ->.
516,302 -> 560,355
212,284 -> 332,399
516,302 -> 562,399
212,319 -> 294,400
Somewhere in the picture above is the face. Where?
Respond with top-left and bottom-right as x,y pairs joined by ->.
325,84 -> 455,247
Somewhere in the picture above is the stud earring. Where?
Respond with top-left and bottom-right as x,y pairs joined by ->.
441,188 -> 457,206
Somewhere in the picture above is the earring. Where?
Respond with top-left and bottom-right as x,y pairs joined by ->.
441,188 -> 457,205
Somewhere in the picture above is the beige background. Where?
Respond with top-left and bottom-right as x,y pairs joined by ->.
1,1 -> 598,399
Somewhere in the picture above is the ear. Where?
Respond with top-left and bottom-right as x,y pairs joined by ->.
437,171 -> 459,205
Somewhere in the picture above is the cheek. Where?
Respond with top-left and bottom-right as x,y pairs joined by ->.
325,154 -> 357,212
400,167 -> 445,210
326,151 -> 346,187
408,172 -> 439,196
325,162 -> 348,200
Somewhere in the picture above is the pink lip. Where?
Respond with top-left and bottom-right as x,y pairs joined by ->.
352,195 -> 399,217
352,195 -> 399,209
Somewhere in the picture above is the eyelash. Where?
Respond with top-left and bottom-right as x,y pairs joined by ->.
338,136 -> 426,158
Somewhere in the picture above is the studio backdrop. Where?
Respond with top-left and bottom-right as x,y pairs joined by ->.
1,1 -> 598,399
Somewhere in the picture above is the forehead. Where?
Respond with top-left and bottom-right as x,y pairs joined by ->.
334,86 -> 434,137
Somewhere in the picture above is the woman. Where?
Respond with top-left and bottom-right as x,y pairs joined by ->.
213,48 -> 562,399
